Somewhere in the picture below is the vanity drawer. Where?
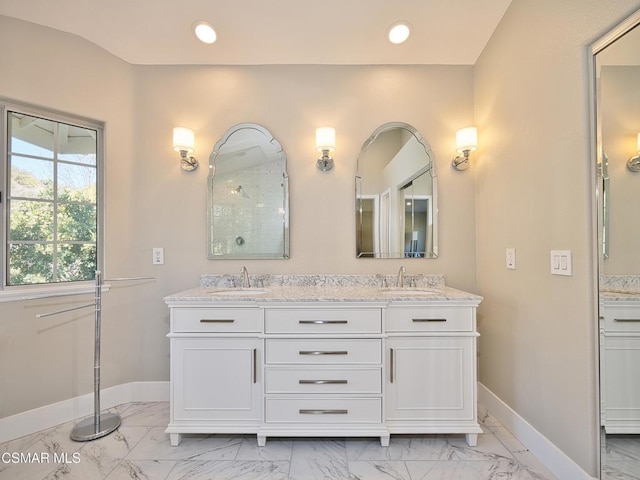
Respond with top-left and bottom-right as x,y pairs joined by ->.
386,307 -> 473,332
602,306 -> 640,332
265,339 -> 381,364
265,398 -> 382,423
265,308 -> 381,334
265,367 -> 381,394
172,307 -> 262,333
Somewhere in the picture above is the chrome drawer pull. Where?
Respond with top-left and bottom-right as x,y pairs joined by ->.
299,379 -> 348,385
200,319 -> 235,323
299,409 -> 348,415
299,351 -> 348,355
412,318 -> 447,322
614,318 -> 640,322
299,320 -> 348,324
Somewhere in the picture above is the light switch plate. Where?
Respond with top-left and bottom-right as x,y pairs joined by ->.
550,250 -> 572,276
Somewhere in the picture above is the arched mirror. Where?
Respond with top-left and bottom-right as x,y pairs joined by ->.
355,122 -> 437,259
591,9 -> 640,479
208,123 -> 289,259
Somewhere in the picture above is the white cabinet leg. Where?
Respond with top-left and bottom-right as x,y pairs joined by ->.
170,433 -> 182,446
257,435 -> 267,447
380,434 -> 390,447
465,433 -> 478,447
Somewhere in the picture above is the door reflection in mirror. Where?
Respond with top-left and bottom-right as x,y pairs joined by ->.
356,122 -> 437,259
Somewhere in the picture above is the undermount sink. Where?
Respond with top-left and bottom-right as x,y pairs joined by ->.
208,289 -> 269,296
380,288 -> 441,295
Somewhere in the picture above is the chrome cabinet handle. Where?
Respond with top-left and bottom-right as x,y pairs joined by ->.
390,348 -> 394,383
412,318 -> 447,322
298,320 -> 348,324
252,348 -> 257,383
200,319 -> 235,323
299,351 -> 348,355
614,318 -> 640,322
299,409 -> 348,415
299,379 -> 348,384
389,348 -> 395,383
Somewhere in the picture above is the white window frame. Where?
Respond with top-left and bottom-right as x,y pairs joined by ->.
0,99 -> 104,302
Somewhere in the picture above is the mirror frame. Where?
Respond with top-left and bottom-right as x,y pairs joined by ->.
207,122 -> 290,259
355,121 -> 438,259
589,9 -> 640,478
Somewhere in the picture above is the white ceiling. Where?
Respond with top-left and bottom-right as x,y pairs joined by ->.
0,0 -> 512,65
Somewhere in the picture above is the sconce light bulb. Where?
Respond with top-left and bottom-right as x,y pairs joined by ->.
315,127 -> 336,152
173,127 -> 195,153
455,127 -> 478,153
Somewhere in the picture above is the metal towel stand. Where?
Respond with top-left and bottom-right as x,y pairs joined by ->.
32,271 -> 155,441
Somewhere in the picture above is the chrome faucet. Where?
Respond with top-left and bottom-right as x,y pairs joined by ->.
396,266 -> 406,288
240,266 -> 250,288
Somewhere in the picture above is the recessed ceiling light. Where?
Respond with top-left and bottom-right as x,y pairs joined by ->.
387,21 -> 411,44
193,21 -> 217,44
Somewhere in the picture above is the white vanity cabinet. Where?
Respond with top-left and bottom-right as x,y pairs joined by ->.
166,306 -> 263,446
385,305 -> 481,446
165,285 -> 482,447
600,300 -> 640,433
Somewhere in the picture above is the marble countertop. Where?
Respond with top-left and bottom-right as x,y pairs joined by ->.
600,275 -> 640,302
164,274 -> 482,304
600,289 -> 640,302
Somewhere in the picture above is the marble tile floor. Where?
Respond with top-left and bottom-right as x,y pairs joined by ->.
0,402 -> 559,480
602,433 -> 640,479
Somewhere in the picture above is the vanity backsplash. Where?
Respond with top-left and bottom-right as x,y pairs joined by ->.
600,274 -> 640,292
200,273 -> 446,289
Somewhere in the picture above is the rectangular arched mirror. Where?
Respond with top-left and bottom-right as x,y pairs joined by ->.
355,122 -> 438,259
208,123 -> 289,259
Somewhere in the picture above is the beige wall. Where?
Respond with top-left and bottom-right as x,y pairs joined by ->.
474,0 -> 640,475
0,15 -> 477,418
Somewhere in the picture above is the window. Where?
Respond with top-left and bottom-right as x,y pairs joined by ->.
1,103 -> 102,289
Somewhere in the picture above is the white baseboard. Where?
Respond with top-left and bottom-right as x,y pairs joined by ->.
478,382 -> 597,480
0,381 -> 169,444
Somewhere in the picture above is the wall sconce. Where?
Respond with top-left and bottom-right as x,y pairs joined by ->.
451,127 -> 478,171
628,132 -> 640,172
173,127 -> 199,171
316,127 -> 335,171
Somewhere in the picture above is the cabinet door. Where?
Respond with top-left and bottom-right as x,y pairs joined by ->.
602,335 -> 640,431
172,337 -> 261,421
386,337 -> 475,421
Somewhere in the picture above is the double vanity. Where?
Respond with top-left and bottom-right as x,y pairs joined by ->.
164,273 -> 482,447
